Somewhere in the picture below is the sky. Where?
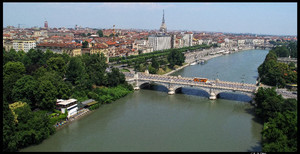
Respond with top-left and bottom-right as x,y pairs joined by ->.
3,2 -> 297,36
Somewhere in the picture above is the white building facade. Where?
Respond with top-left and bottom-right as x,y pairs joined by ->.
148,35 -> 171,51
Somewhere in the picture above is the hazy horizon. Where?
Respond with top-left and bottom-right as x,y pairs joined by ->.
3,2 -> 297,36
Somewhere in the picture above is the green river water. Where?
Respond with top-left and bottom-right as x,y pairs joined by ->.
21,49 -> 269,152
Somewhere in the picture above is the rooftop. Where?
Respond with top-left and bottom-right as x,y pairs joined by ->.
57,98 -> 77,106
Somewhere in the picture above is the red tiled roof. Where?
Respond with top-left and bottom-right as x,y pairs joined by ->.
106,40 -> 116,45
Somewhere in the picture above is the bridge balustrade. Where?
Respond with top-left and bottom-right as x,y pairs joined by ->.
125,72 -> 257,100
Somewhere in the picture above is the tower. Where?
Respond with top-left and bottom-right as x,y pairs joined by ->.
113,25 -> 116,42
44,20 -> 48,29
159,10 -> 167,34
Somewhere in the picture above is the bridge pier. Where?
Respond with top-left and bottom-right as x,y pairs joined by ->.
134,73 -> 140,90
168,88 -> 175,95
209,92 -> 217,100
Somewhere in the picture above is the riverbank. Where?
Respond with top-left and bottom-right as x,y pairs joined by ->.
164,47 -> 255,76
55,108 -> 93,130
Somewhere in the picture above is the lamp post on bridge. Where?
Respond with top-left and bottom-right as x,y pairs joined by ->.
241,74 -> 245,86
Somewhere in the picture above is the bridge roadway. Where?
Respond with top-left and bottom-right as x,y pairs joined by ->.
124,72 -> 258,100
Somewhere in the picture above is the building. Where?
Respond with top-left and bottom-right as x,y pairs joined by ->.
48,32 -> 74,37
90,43 -> 110,63
147,9 -> 171,51
56,99 -> 78,118
80,99 -> 97,108
36,42 -> 82,56
3,39 -> 13,51
148,34 -> 171,51
182,33 -> 193,47
44,20 -> 48,29
13,39 -> 36,52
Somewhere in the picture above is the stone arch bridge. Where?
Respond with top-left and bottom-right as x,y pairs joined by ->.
124,72 -> 258,100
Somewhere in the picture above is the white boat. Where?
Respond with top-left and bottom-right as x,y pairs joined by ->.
223,51 -> 230,55
190,62 -> 197,65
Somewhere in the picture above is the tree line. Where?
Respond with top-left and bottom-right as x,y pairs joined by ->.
3,48 -> 133,152
258,42 -> 297,88
109,44 -> 212,64
110,44 -> 212,74
254,87 -> 297,152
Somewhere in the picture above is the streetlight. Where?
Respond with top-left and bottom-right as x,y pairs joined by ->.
241,74 -> 245,86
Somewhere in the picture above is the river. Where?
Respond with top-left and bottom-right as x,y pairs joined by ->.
21,49 -> 269,152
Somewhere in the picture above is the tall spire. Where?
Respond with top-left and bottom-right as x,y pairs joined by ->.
162,9 -> 165,23
159,9 -> 167,34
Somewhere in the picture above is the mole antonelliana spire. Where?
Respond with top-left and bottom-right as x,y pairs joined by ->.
159,9 -> 167,34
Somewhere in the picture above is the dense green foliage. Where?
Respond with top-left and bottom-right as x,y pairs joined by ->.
167,48 -> 185,68
258,45 -> 297,88
109,44 -> 211,64
3,49 -> 133,152
268,41 -> 297,58
89,84 -> 133,104
254,87 -> 297,152
110,44 -> 211,74
3,101 -> 55,151
97,30 -> 103,37
82,41 -> 89,48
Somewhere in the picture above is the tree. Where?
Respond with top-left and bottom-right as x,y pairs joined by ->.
148,65 -> 157,74
57,81 -> 72,100
107,68 -> 125,87
97,30 -> 103,37
22,49 -> 44,66
151,57 -> 159,70
261,95 -> 284,121
83,53 -> 108,86
273,46 -> 289,57
3,100 -> 18,152
3,48 -> 23,65
66,57 -> 86,85
46,57 -> 67,76
82,41 -> 89,48
282,98 -> 297,112
40,49 -> 56,64
3,61 -> 26,103
167,49 -> 185,68
22,49 -> 45,74
12,75 -> 38,109
262,111 -> 297,152
258,49 -> 297,88
287,41 -> 297,58
254,87 -> 278,118
32,66 -> 48,79
35,80 -> 58,110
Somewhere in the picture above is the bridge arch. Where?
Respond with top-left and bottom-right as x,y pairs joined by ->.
138,81 -> 170,92
139,82 -> 151,89
175,87 -> 211,97
214,90 -> 253,102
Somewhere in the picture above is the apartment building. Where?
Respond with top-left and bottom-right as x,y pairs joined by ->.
12,39 -> 36,52
148,34 -> 171,51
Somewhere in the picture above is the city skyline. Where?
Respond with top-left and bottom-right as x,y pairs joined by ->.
3,2 -> 297,36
